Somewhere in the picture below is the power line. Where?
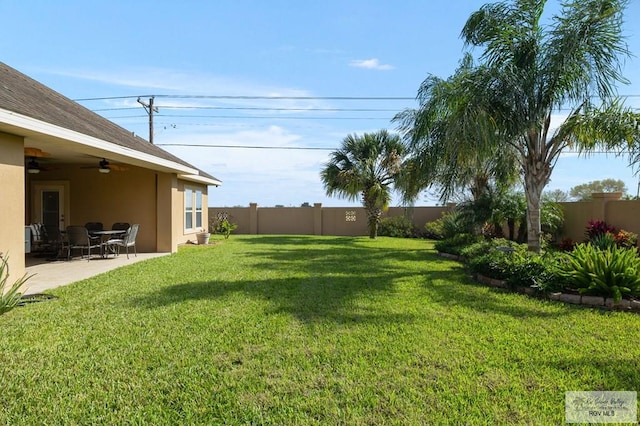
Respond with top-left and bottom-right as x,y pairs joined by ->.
74,94 -> 415,101
93,106 -> 402,112
73,93 -> 640,102
104,114 -> 395,120
156,143 -> 334,150
155,142 -> 633,154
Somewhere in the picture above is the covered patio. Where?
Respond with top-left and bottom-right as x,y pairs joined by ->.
0,62 -> 221,281
24,252 -> 170,295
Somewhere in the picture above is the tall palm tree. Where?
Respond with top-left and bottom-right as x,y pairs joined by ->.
320,130 -> 405,239
401,0 -> 640,252
395,54 -> 520,205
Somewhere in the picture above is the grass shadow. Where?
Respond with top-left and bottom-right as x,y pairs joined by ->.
128,274 -> 418,325
419,268 -> 570,319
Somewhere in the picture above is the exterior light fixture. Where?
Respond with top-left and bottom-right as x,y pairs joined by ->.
27,158 -> 40,174
98,159 -> 111,173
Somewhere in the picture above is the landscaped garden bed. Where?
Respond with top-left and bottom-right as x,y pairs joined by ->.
435,219 -> 640,314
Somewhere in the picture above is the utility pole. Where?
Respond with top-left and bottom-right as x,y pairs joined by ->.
137,96 -> 158,144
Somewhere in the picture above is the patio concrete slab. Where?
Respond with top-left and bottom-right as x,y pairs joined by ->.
23,252 -> 170,295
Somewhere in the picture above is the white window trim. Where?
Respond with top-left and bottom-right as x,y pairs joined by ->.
184,187 -> 203,232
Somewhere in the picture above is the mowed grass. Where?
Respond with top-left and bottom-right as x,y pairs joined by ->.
1,235 -> 639,424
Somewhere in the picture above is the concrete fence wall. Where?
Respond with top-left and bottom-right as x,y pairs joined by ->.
209,193 -> 640,242
209,203 -> 451,237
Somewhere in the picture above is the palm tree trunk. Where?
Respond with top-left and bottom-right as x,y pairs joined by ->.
523,157 -> 551,252
365,207 -> 382,239
363,193 -> 382,239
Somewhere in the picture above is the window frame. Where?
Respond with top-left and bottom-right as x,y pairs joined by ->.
184,187 -> 203,232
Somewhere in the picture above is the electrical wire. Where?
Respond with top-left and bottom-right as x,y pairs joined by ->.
156,143 -> 334,150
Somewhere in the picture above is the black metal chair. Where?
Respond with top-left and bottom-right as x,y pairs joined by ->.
43,225 -> 66,260
84,222 -> 103,245
66,226 -> 101,260
84,222 -> 103,233
111,222 -> 130,236
104,224 -> 139,259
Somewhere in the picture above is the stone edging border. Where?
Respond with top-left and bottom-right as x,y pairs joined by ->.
438,252 -> 640,313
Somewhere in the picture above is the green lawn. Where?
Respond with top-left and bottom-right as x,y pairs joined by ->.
1,236 -> 639,424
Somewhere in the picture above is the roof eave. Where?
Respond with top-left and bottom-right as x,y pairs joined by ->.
179,174 -> 222,186
0,108 -> 200,175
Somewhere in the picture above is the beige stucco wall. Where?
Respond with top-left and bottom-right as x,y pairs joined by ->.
209,205 -> 452,237
175,180 -> 209,245
603,199 -> 640,237
557,194 -> 640,244
558,202 -> 592,243
258,207 -> 315,235
27,165 -> 158,252
209,200 -> 640,243
0,134 -> 27,281
156,173 -> 176,253
26,166 -> 209,253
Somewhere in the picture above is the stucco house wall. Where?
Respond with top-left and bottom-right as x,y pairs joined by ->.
0,134 -> 26,279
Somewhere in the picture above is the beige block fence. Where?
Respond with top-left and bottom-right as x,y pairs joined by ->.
210,193 -> 640,244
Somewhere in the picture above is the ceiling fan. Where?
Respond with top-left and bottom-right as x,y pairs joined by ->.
24,148 -> 55,173
81,158 -> 128,173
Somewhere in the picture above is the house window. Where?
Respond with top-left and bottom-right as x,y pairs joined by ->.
195,190 -> 203,229
184,188 -> 203,231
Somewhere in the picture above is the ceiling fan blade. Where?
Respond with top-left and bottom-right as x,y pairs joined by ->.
110,164 -> 128,172
24,147 -> 51,158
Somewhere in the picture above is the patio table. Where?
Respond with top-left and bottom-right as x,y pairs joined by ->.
91,230 -> 127,258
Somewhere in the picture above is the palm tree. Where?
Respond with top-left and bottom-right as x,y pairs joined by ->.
400,0 -> 640,252
320,130 -> 405,239
395,54 -> 520,204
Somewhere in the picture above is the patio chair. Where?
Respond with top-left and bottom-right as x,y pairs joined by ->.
111,222 -> 130,237
85,222 -> 103,233
66,226 -> 101,261
103,224 -> 139,259
29,223 -> 46,253
43,225 -> 67,260
84,222 -> 103,244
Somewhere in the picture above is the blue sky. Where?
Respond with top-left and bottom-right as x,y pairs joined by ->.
2,0 -> 640,206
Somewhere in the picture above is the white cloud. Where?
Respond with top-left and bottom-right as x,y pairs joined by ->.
349,58 -> 395,71
44,66 -> 322,100
157,125 -> 338,207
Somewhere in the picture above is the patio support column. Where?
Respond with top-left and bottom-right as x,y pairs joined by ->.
0,133 -> 26,279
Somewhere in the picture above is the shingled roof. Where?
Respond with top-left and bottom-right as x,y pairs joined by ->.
0,62 -> 219,183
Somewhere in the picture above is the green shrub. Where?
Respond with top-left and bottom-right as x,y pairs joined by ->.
463,242 -> 565,292
440,211 -> 471,239
1,254 -> 31,316
467,250 -> 513,280
433,233 -> 479,256
424,218 -> 445,240
558,243 -> 640,302
378,216 -> 418,238
505,251 -> 566,292
217,219 -> 238,239
459,238 -> 520,260
591,232 -> 616,250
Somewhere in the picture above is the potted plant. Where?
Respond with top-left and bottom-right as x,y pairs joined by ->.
196,228 -> 210,245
